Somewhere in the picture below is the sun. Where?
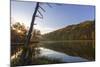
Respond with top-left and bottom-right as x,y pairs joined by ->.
17,30 -> 21,33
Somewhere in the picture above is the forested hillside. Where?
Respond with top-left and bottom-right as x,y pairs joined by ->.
42,20 -> 95,40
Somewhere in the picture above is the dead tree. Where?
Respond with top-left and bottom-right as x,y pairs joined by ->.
21,2 -> 47,65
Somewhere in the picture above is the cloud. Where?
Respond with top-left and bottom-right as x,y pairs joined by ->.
34,25 -> 55,34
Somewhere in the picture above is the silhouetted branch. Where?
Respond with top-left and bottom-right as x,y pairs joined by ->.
37,10 -> 43,19
35,15 -> 43,19
46,3 -> 52,8
39,6 -> 46,12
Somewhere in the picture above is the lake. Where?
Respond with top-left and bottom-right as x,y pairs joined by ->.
39,47 -> 88,63
39,40 -> 95,61
11,40 -> 95,65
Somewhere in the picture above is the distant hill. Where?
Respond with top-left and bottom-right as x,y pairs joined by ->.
42,20 -> 95,40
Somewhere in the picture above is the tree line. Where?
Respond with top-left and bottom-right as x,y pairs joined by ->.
42,20 -> 95,41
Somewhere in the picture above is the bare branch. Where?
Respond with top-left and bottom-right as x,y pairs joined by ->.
35,15 -> 43,19
55,3 -> 62,6
46,3 -> 52,8
37,10 -> 43,19
39,6 -> 46,12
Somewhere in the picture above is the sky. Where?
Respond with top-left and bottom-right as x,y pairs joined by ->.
11,1 -> 95,34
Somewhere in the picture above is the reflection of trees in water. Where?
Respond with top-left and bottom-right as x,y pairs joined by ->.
19,43 -> 40,65
41,41 -> 95,61
11,43 -> 41,66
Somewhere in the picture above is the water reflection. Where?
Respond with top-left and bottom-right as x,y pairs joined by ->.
40,40 -> 95,61
11,49 -> 23,60
11,40 -> 95,65
39,47 -> 88,62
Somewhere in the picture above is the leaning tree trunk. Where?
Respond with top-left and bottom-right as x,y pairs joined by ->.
22,2 -> 39,65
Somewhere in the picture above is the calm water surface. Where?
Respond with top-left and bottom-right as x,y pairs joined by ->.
11,41 -> 94,63
39,47 -> 88,62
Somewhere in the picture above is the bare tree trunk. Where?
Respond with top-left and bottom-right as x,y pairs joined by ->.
25,2 -> 39,47
22,2 -> 39,65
